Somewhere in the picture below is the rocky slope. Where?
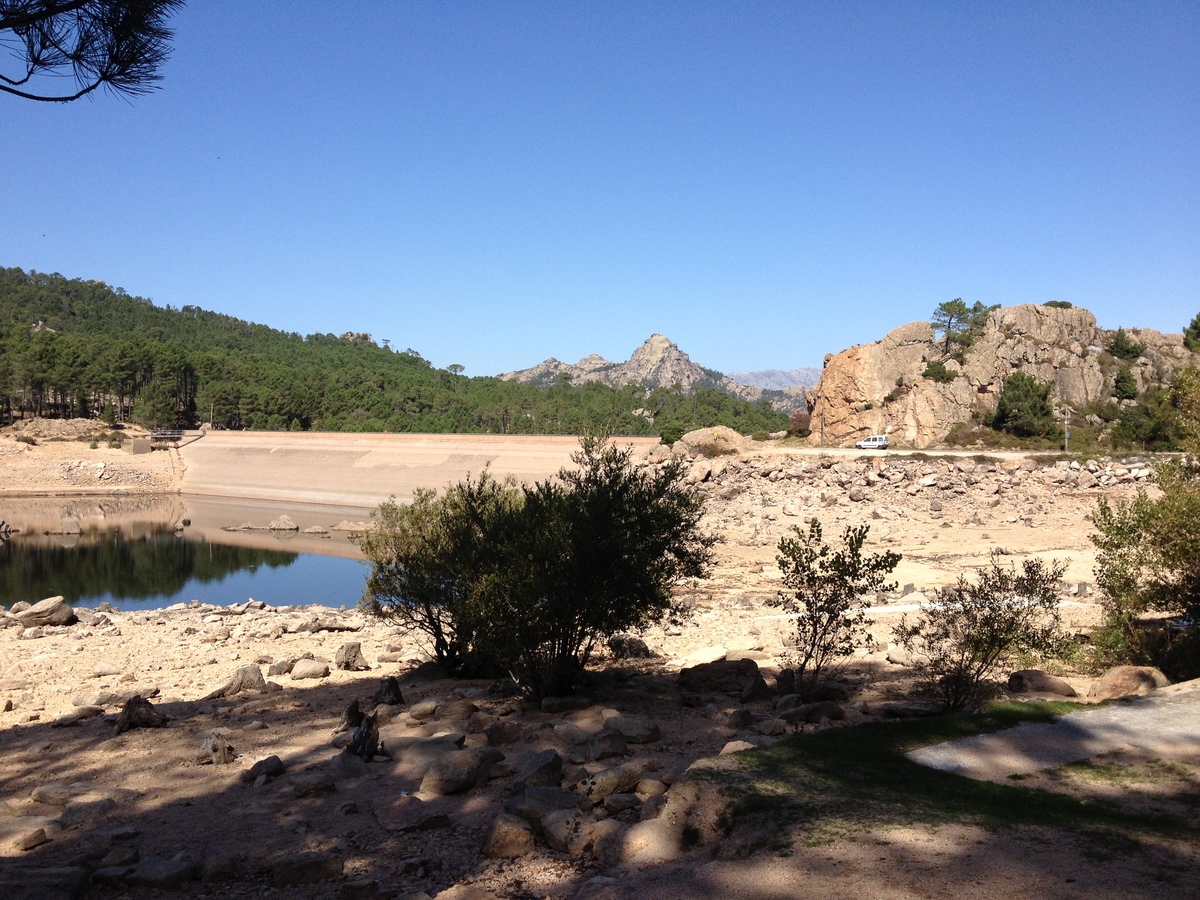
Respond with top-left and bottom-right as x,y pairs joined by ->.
806,304 -> 1198,448
500,334 -> 767,404
725,367 -> 821,390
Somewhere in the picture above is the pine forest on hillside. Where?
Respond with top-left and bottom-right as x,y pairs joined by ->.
0,268 -> 787,440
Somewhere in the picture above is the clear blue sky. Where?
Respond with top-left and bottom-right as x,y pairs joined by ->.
3,1 -> 1196,376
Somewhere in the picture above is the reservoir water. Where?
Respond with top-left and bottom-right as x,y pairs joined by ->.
0,495 -> 374,612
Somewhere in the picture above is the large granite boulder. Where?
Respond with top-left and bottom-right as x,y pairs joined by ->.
15,596 -> 76,628
1087,666 -> 1170,700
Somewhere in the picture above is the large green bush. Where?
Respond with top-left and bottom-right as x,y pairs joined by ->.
357,436 -> 715,697
1108,328 -> 1147,361
993,372 -> 1056,437
1113,366 -> 1138,401
355,473 -> 520,674
1091,367 -> 1200,678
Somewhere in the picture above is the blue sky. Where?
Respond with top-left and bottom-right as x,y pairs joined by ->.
3,1 -> 1196,376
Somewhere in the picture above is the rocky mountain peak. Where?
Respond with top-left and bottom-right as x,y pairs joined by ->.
500,334 -> 771,404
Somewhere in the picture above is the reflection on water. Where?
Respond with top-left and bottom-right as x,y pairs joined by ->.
0,524 -> 371,612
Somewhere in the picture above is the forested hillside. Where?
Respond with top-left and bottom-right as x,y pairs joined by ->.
0,268 -> 786,440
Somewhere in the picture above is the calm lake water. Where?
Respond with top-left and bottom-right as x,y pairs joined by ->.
0,497 -> 374,612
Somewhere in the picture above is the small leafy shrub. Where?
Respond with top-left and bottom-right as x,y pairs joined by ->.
750,431 -> 770,442
1113,366 -> 1138,401
1043,300 -> 1073,309
893,555 -> 1067,710
787,411 -> 811,438
922,360 -> 955,383
15,434 -> 36,446
89,439 -> 99,449
1109,328 -> 1147,361
769,519 -> 900,699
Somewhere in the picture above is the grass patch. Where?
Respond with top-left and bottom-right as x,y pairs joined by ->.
1060,757 -> 1190,786
703,702 -> 1197,846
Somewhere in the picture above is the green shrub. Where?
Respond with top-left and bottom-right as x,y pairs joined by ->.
994,372 -> 1056,437
1043,300 -> 1073,309
357,436 -> 715,698
15,434 -> 36,445
750,430 -> 770,442
1113,366 -> 1138,401
1092,457 -> 1200,665
770,519 -> 900,699
922,360 -> 955,383
1185,312 -> 1200,353
1109,328 -> 1146,361
893,555 -> 1067,710
355,472 -> 521,675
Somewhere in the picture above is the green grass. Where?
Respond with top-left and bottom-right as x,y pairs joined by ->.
702,702 -> 1198,845
1060,757 -> 1191,786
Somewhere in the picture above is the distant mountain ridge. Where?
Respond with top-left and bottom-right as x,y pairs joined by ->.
500,334 -> 772,404
726,367 -> 822,390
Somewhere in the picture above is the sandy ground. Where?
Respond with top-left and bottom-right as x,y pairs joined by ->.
1,426 -> 1196,898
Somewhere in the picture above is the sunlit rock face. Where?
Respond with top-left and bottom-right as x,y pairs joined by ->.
806,304 -> 1198,449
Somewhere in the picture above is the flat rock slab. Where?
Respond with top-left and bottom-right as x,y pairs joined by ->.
908,679 -> 1200,780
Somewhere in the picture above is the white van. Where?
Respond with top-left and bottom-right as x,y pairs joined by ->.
854,434 -> 889,451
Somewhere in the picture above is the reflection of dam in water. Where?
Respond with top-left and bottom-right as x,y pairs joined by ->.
0,495 -> 373,610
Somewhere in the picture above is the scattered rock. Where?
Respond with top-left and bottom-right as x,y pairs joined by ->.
607,634 -> 654,659
335,641 -> 371,671
542,808 -> 594,856
1087,666 -> 1171,700
515,749 -> 563,787
1008,669 -> 1078,697
242,755 -> 286,783
578,762 -> 645,801
198,732 -> 236,764
420,748 -> 504,796
291,658 -> 331,680
127,857 -> 198,889
202,665 -> 279,700
588,728 -> 627,760
679,657 -> 763,694
372,676 -> 404,706
15,596 -> 76,628
114,696 -> 167,734
482,813 -> 535,858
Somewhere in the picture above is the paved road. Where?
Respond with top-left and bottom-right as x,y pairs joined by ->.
908,679 -> 1200,779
